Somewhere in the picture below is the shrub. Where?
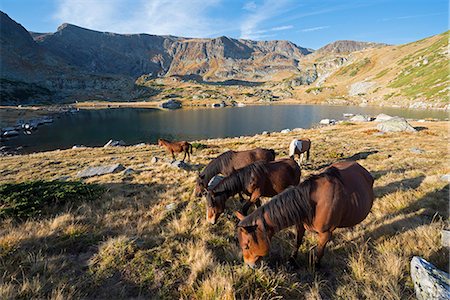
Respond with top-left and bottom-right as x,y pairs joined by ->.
0,181 -> 104,220
191,142 -> 208,150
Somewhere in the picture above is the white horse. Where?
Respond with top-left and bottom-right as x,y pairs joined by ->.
289,138 -> 311,165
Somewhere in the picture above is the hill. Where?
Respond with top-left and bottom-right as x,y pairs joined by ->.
0,121 -> 448,298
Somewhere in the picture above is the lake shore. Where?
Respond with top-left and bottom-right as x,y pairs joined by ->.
0,121 -> 448,299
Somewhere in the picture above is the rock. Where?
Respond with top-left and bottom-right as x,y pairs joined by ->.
280,129 -> 291,133
410,147 -> 425,154
208,175 -> 225,189
165,203 -> 177,211
376,117 -> 417,133
160,99 -> 182,109
123,168 -> 135,175
374,113 -> 393,122
72,145 -> 85,149
343,113 -> 354,118
134,143 -> 146,147
211,101 -> 227,108
442,230 -> 450,249
292,128 -> 303,132
151,157 -> 159,164
170,160 -> 190,170
410,256 -> 450,300
319,119 -> 336,125
417,119 -> 426,123
54,175 -> 70,181
76,163 -> 125,178
261,131 -> 269,135
104,139 -> 126,147
440,174 -> 450,182
350,115 -> 370,122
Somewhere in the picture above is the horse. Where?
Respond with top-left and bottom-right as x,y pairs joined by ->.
194,148 -> 276,197
289,139 -> 311,165
158,138 -> 193,162
235,161 -> 374,268
205,158 -> 301,224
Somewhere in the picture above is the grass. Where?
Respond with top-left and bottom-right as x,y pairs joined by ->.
337,57 -> 371,77
0,121 -> 448,299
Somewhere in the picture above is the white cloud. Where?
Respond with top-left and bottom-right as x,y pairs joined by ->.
300,26 -> 330,32
53,0 -> 228,38
271,25 -> 293,31
243,1 -> 257,11
239,0 -> 293,40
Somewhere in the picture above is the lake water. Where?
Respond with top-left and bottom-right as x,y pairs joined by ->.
2,105 -> 448,153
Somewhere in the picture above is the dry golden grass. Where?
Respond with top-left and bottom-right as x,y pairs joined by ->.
0,121 -> 448,299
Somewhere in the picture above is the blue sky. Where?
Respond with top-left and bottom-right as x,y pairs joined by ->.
1,0 -> 448,49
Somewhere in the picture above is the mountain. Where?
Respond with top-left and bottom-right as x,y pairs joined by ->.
316,40 -> 387,55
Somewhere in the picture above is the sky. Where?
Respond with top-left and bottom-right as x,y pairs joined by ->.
0,0 -> 448,49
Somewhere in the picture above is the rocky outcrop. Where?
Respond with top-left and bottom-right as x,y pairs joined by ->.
376,117 -> 417,132
349,81 -> 376,96
410,256 -> 450,300
316,40 -> 387,55
76,163 -> 125,178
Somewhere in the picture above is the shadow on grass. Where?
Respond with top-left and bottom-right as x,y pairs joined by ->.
374,175 -> 425,198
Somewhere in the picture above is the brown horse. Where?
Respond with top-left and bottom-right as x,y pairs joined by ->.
158,138 -> 193,162
289,138 -> 311,164
236,161 -> 374,268
194,148 -> 276,197
205,158 -> 301,224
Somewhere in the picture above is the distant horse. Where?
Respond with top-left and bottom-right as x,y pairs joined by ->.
205,158 -> 301,224
194,148 -> 276,197
158,138 -> 193,162
236,161 -> 374,268
289,139 -> 311,164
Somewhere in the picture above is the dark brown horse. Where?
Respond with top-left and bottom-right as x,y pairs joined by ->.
158,138 -> 193,161
289,138 -> 311,164
236,161 -> 374,268
205,158 -> 301,224
194,148 -> 276,197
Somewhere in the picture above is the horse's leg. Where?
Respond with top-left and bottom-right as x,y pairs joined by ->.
171,150 -> 176,160
315,231 -> 332,266
291,224 -> 306,259
182,151 -> 186,162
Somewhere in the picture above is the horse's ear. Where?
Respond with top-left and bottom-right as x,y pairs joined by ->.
235,211 -> 245,221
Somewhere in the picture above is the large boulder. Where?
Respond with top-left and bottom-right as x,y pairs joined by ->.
350,114 -> 370,122
374,113 -> 393,122
377,117 -> 417,133
410,256 -> 450,300
160,99 -> 182,109
76,163 -> 125,178
170,160 -> 190,170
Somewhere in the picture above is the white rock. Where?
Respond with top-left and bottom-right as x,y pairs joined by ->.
410,256 -> 450,300
320,119 -> 331,125
374,113 -> 394,122
280,129 -> 291,133
377,117 -> 417,133
151,157 -> 159,164
350,115 -> 370,122
76,163 -> 125,178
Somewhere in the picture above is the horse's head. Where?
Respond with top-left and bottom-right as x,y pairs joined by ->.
194,174 -> 207,197
235,211 -> 270,268
157,139 -> 163,146
205,190 -> 227,224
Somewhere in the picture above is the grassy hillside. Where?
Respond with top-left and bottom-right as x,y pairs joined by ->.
0,121 -> 448,299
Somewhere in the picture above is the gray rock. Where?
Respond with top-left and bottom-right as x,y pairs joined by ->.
280,129 -> 291,133
442,230 -> 450,249
76,163 -> 125,178
104,139 -> 126,147
319,119 -> 336,125
208,175 -> 225,189
440,174 -> 450,182
261,131 -> 269,135
123,168 -> 135,176
374,113 -> 393,122
160,99 -> 182,109
410,256 -> 450,300
292,128 -> 304,132
170,160 -> 190,170
134,143 -> 146,147
377,117 -> 417,133
410,147 -> 425,154
72,145 -> 85,149
350,115 -> 370,122
349,81 -> 376,96
151,156 -> 159,164
54,175 -> 70,181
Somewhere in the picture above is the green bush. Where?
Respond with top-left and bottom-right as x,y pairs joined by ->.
0,181 -> 104,220
191,142 -> 208,150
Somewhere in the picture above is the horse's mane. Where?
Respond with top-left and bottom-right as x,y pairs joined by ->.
212,161 -> 269,196
238,166 -> 343,231
201,150 -> 236,183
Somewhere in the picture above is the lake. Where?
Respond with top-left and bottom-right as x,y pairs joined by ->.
2,105 -> 448,153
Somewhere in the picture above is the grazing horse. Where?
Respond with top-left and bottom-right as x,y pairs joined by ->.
236,161 -> 374,268
158,138 -> 193,162
289,139 -> 311,165
205,158 -> 301,224
194,148 -> 276,197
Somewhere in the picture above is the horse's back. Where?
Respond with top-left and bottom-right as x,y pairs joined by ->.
328,161 -> 374,227
266,159 -> 301,190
